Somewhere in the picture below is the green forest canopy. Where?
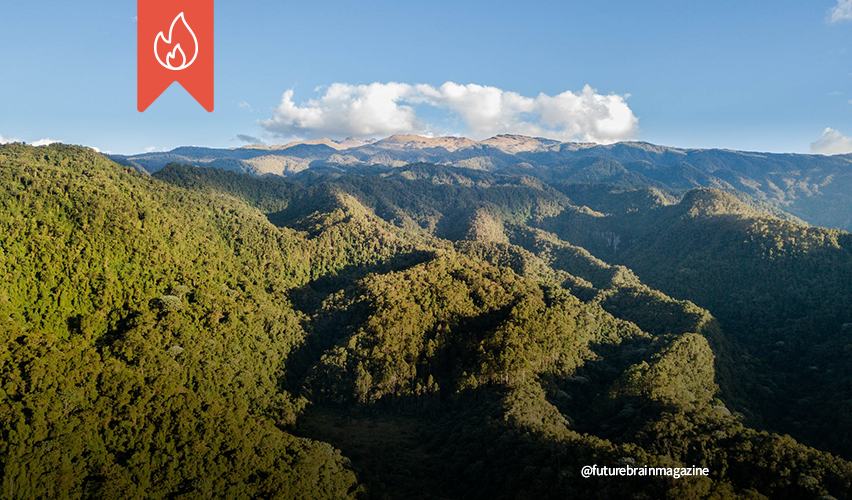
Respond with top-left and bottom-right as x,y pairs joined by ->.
1,144 -> 851,499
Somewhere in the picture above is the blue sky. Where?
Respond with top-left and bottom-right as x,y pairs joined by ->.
0,0 -> 850,154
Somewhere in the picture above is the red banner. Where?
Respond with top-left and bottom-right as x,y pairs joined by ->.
137,0 -> 214,112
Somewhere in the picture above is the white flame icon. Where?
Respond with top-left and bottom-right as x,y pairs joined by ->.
154,13 -> 198,71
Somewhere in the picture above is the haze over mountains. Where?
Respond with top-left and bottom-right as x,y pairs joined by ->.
111,134 -> 852,230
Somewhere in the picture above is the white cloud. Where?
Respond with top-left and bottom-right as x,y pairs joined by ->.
261,81 -> 638,144
2,135 -> 68,147
830,0 -> 852,23
144,146 -> 159,153
238,101 -> 253,112
811,127 -> 852,155
263,83 -> 423,140
0,134 -> 21,144
31,138 -> 59,147
1,134 -> 61,147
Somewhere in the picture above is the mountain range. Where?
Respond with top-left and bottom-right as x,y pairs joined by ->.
4,140 -> 852,499
110,134 -> 852,230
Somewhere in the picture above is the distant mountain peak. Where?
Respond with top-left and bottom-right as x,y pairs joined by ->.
337,137 -> 375,149
241,137 -> 376,152
372,134 -> 478,152
478,135 -> 561,153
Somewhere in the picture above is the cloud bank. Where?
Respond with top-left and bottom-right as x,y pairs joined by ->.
31,138 -> 59,147
811,127 -> 852,155
0,134 -> 59,147
830,0 -> 852,23
261,82 -> 638,144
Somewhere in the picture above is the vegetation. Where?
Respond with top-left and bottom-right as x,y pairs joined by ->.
0,145 -> 360,499
543,184 -> 852,457
2,145 -> 852,499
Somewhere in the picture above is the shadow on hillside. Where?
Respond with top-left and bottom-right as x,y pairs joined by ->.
282,250 -> 436,390
545,337 -> 656,442
289,250 -> 436,313
292,389 -> 497,500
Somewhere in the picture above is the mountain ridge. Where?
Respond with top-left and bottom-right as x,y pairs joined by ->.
108,134 -> 852,230
113,134 -> 852,171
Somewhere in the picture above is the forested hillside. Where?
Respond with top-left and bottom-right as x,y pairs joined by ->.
541,184 -> 852,457
2,144 -> 852,499
0,145 -> 362,499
